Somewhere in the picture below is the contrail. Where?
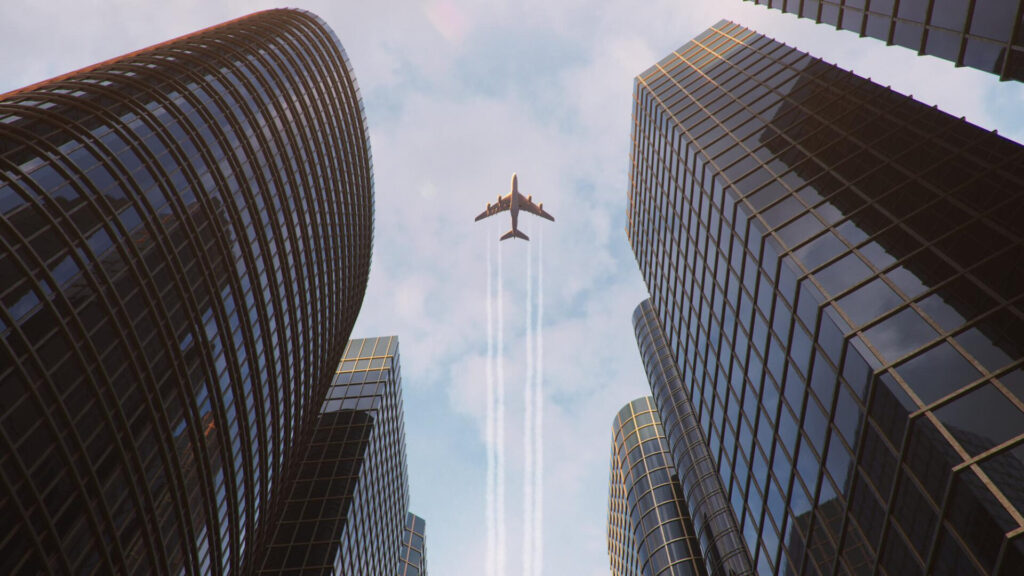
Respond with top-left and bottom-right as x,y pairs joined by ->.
522,239 -> 534,576
485,233 -> 495,576
534,229 -> 544,576
496,238 -> 506,576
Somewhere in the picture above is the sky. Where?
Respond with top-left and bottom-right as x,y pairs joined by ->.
3,1 -> 1023,574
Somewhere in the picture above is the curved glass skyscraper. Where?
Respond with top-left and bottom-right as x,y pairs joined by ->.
0,9 -> 373,574
607,396 -> 708,576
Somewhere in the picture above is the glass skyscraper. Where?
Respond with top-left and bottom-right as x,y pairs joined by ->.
0,9 -> 374,575
628,19 -> 1024,576
607,396 -> 708,576
743,0 -> 1024,81
255,336 -> 414,575
399,512 -> 428,576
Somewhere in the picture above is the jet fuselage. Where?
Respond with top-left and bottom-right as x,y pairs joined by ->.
509,173 -> 520,235
474,172 -> 554,241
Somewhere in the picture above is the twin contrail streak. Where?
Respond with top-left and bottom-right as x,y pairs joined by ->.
522,240 -> 534,576
496,239 -> 507,576
534,230 -> 544,576
521,232 -> 545,575
485,234 -> 496,576
486,230 -> 543,576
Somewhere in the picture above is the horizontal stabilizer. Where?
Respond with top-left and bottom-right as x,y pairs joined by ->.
500,229 -> 529,241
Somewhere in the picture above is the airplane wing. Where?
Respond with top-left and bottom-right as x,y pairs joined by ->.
474,194 -> 511,221
516,191 -> 555,222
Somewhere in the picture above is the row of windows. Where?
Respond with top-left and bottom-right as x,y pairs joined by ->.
398,513 -> 427,576
744,0 -> 1024,80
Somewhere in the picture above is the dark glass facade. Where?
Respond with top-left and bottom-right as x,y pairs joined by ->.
744,0 -> 1024,81
399,512 -> 428,576
607,396 -> 708,576
0,9 -> 373,575
628,20 -> 1024,576
255,336 -> 410,575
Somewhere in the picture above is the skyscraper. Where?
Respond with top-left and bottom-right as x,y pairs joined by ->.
255,336 -> 414,575
743,0 -> 1024,81
399,512 -> 428,576
628,19 -> 1024,576
0,9 -> 373,574
607,396 -> 708,576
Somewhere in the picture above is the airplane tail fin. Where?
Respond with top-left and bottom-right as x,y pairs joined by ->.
500,229 -> 529,241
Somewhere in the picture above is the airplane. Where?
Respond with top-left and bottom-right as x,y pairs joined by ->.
474,173 -> 554,241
